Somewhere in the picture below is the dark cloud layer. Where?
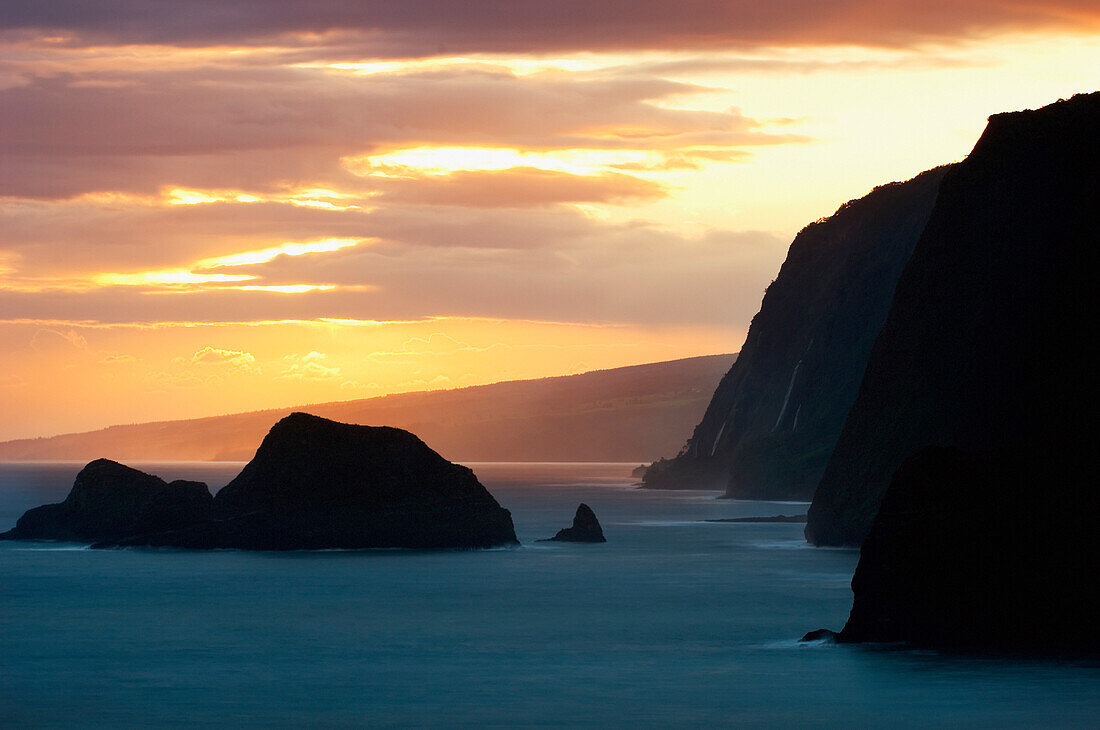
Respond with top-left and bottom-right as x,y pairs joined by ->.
2,1 -> 1097,53
0,66 -> 796,199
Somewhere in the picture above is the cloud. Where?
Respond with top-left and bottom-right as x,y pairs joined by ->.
0,43 -> 804,320
276,351 -> 344,381
0,65 -> 792,200
190,345 -> 259,373
30,327 -> 87,352
99,352 -> 137,365
0,187 -> 766,292
0,220 -> 789,328
0,199 -> 384,276
3,1 -> 1097,53
245,226 -> 790,326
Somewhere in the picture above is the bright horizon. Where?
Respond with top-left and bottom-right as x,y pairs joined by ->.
1,3 -> 1098,440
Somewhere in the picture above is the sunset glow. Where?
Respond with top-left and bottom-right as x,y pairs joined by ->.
347,147 -> 671,177
196,239 -> 366,269
1,3 -> 1098,440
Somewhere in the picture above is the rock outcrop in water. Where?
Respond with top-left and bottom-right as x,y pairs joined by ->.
804,92 -> 1099,653
641,166 -> 947,498
542,503 -> 606,542
3,413 -> 519,550
111,413 -> 519,550
805,92 -> 1100,548
0,459 -> 213,543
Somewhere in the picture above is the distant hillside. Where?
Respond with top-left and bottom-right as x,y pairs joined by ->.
0,355 -> 734,464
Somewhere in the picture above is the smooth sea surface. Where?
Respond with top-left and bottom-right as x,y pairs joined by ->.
1,461 -> 1097,728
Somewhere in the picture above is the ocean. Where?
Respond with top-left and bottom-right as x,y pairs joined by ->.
1,462 -> 1097,728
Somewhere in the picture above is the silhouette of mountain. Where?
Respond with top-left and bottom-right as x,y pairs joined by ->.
806,92 -> 1099,547
805,92 -> 1098,652
642,167 -> 947,497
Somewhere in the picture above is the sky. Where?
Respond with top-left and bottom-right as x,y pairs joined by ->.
0,2 -> 1097,440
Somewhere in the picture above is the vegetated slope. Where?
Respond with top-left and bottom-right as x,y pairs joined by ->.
0,354 -> 732,464
642,167 -> 947,497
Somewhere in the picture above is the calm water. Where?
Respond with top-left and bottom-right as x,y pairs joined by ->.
1,462 -> 1096,728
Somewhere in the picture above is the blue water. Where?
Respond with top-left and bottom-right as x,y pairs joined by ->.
1,462 -> 1097,728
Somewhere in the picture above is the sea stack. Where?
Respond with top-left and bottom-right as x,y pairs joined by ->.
543,503 -> 606,542
0,459 -> 213,543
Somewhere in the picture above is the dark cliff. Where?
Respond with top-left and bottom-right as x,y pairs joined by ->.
836,445 -> 1096,653
0,459 -> 213,543
107,412 -> 519,550
643,167 -> 947,497
806,92 -> 1099,547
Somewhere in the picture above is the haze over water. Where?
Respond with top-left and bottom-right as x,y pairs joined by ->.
1,462 -> 1096,728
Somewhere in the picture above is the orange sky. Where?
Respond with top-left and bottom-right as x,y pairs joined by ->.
1,3 -> 1098,440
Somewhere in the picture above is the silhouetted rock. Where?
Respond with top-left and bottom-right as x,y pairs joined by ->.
0,459 -> 213,543
803,92 -> 1099,654
542,503 -> 606,542
800,629 -> 838,643
836,446 -> 1096,653
103,412 -> 519,550
806,92 -> 1100,547
642,166 -> 948,497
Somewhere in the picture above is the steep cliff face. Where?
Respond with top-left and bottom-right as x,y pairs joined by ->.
836,445 -> 1096,652
806,92 -> 1099,547
642,167 -> 948,497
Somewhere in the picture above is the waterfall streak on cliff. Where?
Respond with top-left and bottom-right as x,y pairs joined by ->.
772,360 -> 801,431
710,422 -> 727,456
